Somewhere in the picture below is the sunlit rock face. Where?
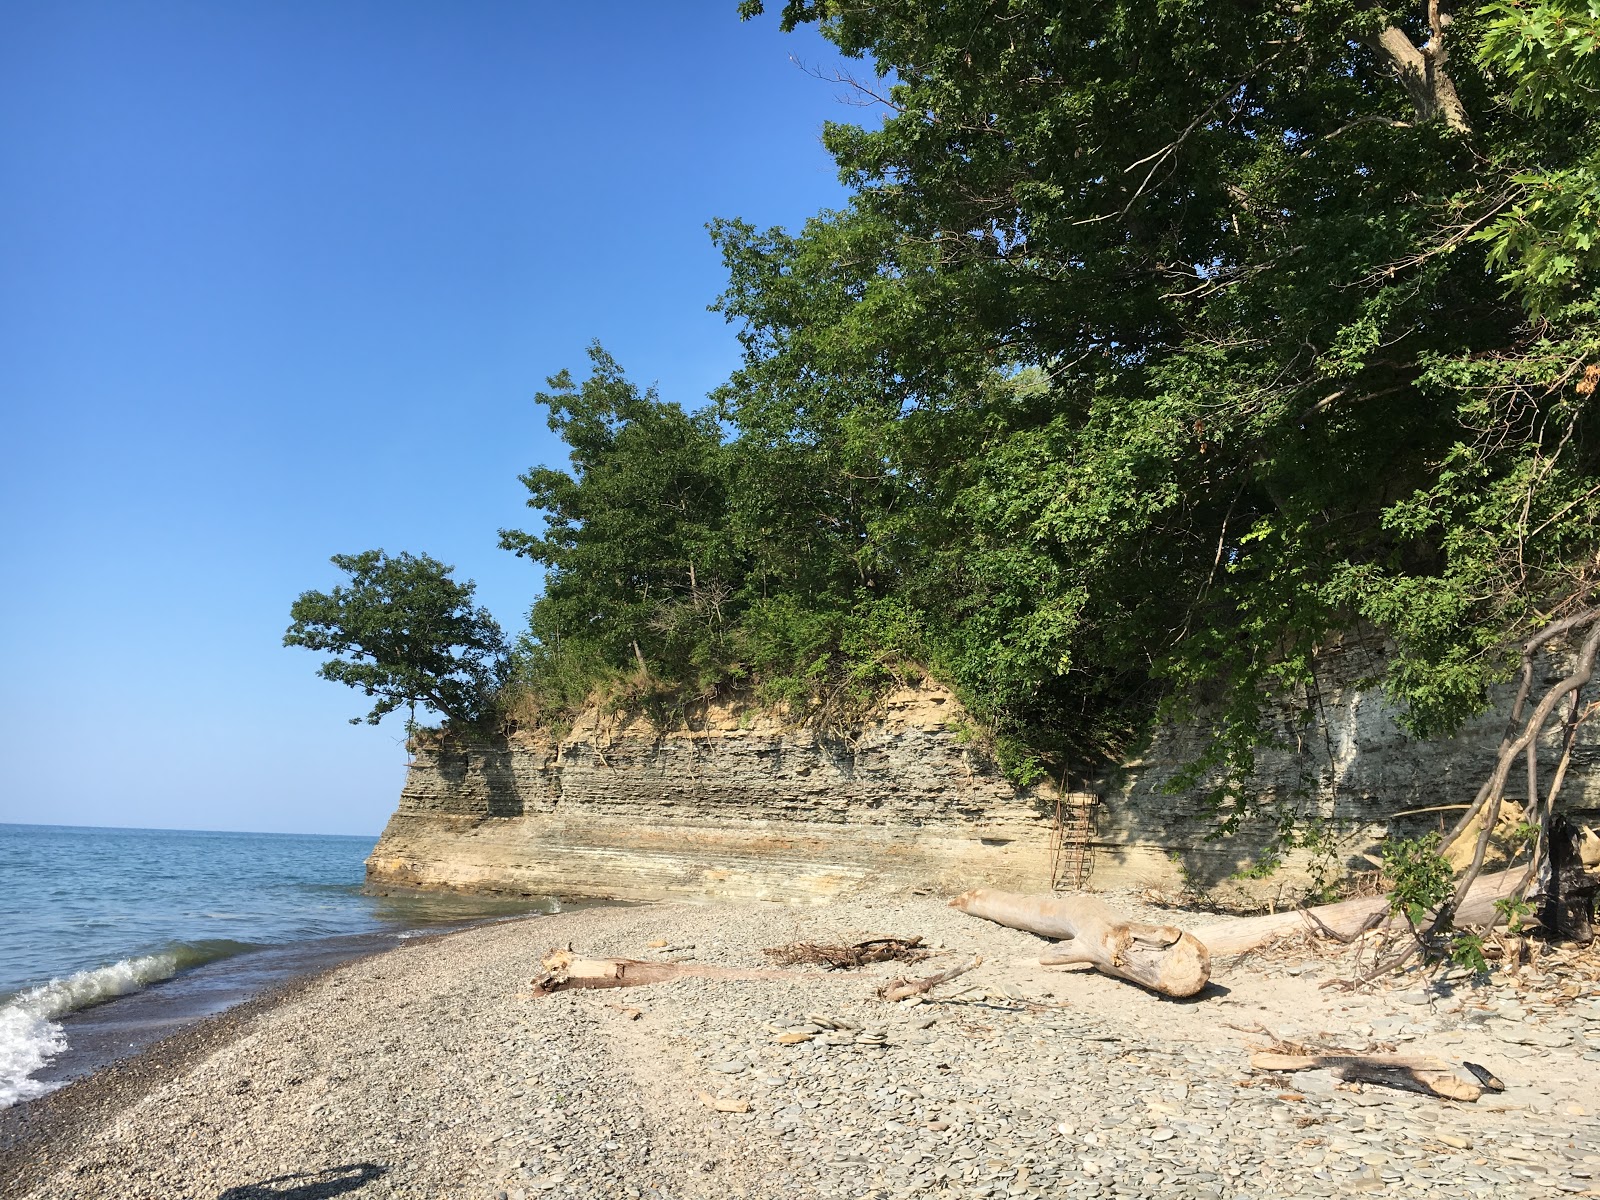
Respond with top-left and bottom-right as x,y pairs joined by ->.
367,655 -> 1600,904
366,685 -> 1062,903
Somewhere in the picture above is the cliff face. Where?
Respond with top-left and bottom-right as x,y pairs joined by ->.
1102,642 -> 1600,891
366,686 -> 1064,903
367,658 -> 1600,902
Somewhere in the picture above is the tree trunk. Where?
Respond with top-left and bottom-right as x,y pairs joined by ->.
1361,5 -> 1471,135
1192,867 -> 1523,958
950,890 -> 1211,997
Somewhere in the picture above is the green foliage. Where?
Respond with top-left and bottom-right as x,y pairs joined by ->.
299,2 -> 1600,841
1474,0 -> 1600,312
712,0 -> 1600,812
497,345 -> 922,732
1383,834 -> 1500,967
1448,931 -> 1491,974
1383,834 -> 1455,928
285,550 -> 507,726
1493,892 -> 1537,933
498,343 -> 739,714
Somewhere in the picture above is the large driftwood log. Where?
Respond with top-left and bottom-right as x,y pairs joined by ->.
1192,868 -> 1522,958
950,890 -> 1211,997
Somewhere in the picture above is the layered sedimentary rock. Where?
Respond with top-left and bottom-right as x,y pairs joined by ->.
367,652 -> 1600,901
1103,640 -> 1600,892
367,687 -> 1065,903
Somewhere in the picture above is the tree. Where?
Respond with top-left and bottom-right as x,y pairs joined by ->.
722,0 -> 1600,820
499,344 -> 741,705
285,550 -> 508,727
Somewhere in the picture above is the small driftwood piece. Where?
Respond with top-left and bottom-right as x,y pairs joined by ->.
1194,867 -> 1523,958
1251,1051 -> 1481,1102
951,890 -> 1210,997
878,955 -> 982,1002
530,948 -> 803,996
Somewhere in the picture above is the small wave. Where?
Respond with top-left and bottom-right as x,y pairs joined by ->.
0,940 -> 258,1109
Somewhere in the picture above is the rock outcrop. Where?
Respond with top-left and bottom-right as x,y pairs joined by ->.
367,653 -> 1600,902
367,686 -> 1066,903
1101,640 -> 1600,893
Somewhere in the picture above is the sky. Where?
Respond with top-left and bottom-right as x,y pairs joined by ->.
0,1 -> 860,836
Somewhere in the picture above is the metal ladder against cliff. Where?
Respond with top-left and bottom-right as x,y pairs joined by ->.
1051,793 -> 1100,892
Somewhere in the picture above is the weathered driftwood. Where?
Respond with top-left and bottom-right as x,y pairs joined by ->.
530,949 -> 803,996
1250,1051 -> 1481,1102
766,936 -> 929,970
1192,867 -> 1523,958
950,891 -> 1211,997
878,954 -> 982,1002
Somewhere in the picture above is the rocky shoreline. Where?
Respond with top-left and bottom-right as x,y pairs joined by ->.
4,891 -> 1597,1200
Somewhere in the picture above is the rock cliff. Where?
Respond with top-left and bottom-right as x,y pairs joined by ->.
367,655 -> 1600,902
367,686 -> 1066,903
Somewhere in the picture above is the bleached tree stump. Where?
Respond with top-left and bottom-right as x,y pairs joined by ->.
950,890 -> 1211,997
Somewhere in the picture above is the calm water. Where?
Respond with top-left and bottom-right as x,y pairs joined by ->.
0,823 -> 556,1108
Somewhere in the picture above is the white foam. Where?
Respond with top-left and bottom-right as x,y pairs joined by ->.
0,952 -> 181,1108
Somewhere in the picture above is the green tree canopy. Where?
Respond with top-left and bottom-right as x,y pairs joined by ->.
713,0 -> 1600,803
285,550 -> 507,726
498,345 -> 741,705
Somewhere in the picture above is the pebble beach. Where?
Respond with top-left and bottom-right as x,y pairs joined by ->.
4,891 -> 1598,1200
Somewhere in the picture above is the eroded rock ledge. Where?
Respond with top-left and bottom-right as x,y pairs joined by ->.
367,686 -> 1063,903
368,653 -> 1600,902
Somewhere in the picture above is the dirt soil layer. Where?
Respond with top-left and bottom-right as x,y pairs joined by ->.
4,893 -> 1598,1200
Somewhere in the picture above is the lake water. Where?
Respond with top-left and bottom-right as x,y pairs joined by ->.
0,823 -> 557,1108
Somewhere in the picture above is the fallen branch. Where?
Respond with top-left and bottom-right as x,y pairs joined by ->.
878,955 -> 982,1002
531,948 -> 805,996
1432,608 -> 1600,944
1250,1051 -> 1481,1102
950,891 -> 1210,997
765,936 -> 929,970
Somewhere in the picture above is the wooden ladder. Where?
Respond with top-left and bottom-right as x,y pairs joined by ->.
1051,793 -> 1100,891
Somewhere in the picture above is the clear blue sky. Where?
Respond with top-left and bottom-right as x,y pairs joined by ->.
0,2 -> 856,836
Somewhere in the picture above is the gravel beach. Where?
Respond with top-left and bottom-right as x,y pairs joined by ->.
4,891 -> 1598,1200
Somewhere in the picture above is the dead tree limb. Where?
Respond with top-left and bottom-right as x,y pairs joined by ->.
1429,613 -> 1600,940
1438,606 -> 1599,857
530,949 -> 806,996
1358,8 -> 1472,135
1251,1051 -> 1481,1102
950,891 -> 1210,997
878,955 -> 982,1002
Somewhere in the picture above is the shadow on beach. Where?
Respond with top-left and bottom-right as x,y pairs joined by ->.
217,1163 -> 385,1199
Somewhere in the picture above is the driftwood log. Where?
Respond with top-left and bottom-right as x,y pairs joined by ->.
950,891 -> 1211,997
530,949 -> 804,996
878,954 -> 982,1002
1192,867 -> 1523,958
1251,1051 -> 1482,1102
